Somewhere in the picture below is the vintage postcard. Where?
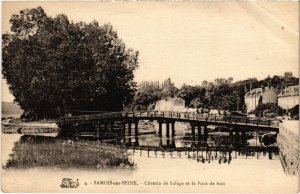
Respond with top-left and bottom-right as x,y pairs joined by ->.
1,1 -> 299,193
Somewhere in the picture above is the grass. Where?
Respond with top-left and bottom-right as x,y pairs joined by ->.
5,135 -> 134,169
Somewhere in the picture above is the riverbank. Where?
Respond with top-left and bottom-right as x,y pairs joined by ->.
3,135 -> 134,170
2,147 -> 297,193
277,120 -> 299,175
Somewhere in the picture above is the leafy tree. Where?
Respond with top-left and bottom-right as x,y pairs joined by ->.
2,7 -> 139,119
251,103 -> 278,117
132,86 -> 162,111
201,80 -> 208,88
161,78 -> 178,98
177,85 -> 205,107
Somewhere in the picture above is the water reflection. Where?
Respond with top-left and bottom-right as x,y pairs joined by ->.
122,121 -> 277,150
3,121 -> 279,169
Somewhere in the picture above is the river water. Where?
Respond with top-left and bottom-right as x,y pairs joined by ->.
1,122 -> 298,193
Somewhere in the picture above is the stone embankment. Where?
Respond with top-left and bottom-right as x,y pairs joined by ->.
277,120 -> 299,175
2,118 -> 59,134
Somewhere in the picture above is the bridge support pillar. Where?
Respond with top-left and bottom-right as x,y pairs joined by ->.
134,120 -> 139,146
158,121 -> 162,137
96,123 -> 101,142
166,122 -> 170,137
204,125 -> 208,142
120,121 -> 125,145
197,124 -> 202,145
74,124 -> 79,142
268,148 -> 272,160
110,121 -> 114,133
241,131 -> 246,145
191,123 -> 196,145
229,128 -> 233,142
128,121 -> 132,144
104,123 -> 108,132
166,122 -> 170,146
235,129 -> 240,148
171,121 -> 175,146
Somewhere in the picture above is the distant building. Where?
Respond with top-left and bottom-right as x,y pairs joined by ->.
277,85 -> 299,110
138,81 -> 160,90
138,78 -> 175,90
155,98 -> 185,112
244,87 -> 277,113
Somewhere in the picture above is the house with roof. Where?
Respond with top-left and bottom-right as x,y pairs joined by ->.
155,98 -> 185,112
277,85 -> 299,110
244,86 -> 277,113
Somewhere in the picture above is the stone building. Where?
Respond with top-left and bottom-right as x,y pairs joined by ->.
155,98 -> 185,112
244,87 -> 277,113
277,85 -> 299,110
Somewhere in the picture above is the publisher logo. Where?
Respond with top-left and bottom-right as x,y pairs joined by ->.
60,178 -> 79,188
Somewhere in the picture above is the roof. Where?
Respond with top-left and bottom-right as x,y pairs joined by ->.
157,97 -> 185,105
245,87 -> 276,97
278,85 -> 299,97
164,97 -> 184,102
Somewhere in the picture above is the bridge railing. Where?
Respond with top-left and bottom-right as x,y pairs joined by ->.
57,112 -> 122,125
122,111 -> 277,127
57,111 -> 278,127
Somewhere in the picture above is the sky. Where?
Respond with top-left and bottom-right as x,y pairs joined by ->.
1,1 -> 299,102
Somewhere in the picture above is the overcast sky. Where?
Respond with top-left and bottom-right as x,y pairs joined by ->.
2,1 -> 299,102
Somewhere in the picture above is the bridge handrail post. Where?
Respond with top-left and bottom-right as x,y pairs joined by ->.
215,115 -> 217,122
140,112 -> 142,117
170,112 -> 172,118
162,112 -> 164,117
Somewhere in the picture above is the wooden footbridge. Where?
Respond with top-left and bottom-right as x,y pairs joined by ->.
57,111 -> 279,141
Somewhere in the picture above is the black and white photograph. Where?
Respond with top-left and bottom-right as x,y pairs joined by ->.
1,1 -> 299,193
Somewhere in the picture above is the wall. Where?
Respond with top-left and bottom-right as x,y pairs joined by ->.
277,120 -> 299,175
261,89 -> 277,104
155,98 -> 185,112
278,95 -> 299,110
244,88 -> 277,113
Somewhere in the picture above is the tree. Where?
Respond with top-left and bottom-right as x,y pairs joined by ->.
161,78 -> 178,98
201,80 -> 208,88
177,85 -> 205,107
228,77 -> 234,84
132,86 -> 162,111
251,103 -> 278,117
2,7 -> 139,119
